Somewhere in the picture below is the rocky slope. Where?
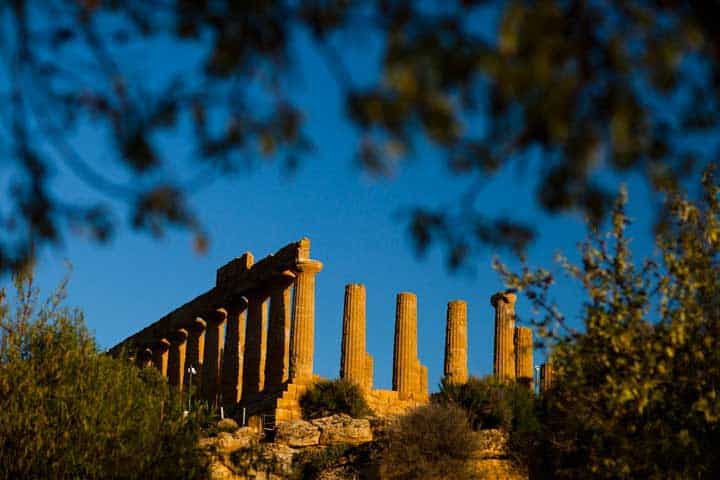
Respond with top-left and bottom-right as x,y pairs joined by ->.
201,415 -> 525,479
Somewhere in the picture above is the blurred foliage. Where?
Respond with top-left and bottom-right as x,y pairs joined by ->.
380,402 -> 480,480
2,1 -> 718,273
299,378 -> 370,420
0,267 -> 208,479
495,166 -> 720,478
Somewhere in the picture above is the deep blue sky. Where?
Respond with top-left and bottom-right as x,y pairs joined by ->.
26,21 -> 658,391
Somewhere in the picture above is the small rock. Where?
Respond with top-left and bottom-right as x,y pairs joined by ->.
217,418 -> 239,432
264,442 -> 297,474
208,461 -> 235,480
216,431 -> 253,454
311,414 -> 373,445
275,419 -> 321,447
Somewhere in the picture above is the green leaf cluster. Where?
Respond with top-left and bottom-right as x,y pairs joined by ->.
299,379 -> 371,420
379,403 -> 480,480
496,167 -> 720,478
0,268 -> 208,479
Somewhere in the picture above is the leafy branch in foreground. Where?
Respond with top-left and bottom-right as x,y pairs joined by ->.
2,1 -> 718,273
494,167 -> 720,479
0,267 -> 208,479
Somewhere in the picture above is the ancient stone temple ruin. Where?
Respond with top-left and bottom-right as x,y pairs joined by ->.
490,290 -> 554,392
111,238 -> 551,424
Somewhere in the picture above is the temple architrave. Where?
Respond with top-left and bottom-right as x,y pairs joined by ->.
111,239 -> 542,424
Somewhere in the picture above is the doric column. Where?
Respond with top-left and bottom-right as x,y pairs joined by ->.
136,347 -> 153,369
340,284 -> 372,389
491,291 -> 517,383
168,329 -> 188,390
515,326 -> 534,389
221,299 -> 248,406
289,259 -> 323,383
540,362 -> 554,393
201,309 -> 226,406
444,300 -> 468,384
152,338 -> 170,377
185,318 -> 206,391
242,293 -> 268,397
393,292 -> 420,399
265,279 -> 294,390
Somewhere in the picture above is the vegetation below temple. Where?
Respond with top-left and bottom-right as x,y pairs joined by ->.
1,169 -> 718,479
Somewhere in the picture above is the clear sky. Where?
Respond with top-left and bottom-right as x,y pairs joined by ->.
26,21 -> 658,392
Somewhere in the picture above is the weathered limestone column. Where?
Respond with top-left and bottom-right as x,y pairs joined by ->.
265,279 -> 294,390
221,299 -> 248,406
340,284 -> 373,389
136,347 -> 153,369
491,291 -> 517,383
185,318 -> 206,391
152,338 -> 170,377
201,309 -> 226,406
168,329 -> 188,390
515,326 -> 534,389
393,292 -> 420,399
289,259 -> 323,383
540,362 -> 554,393
242,293 -> 269,397
444,300 -> 468,384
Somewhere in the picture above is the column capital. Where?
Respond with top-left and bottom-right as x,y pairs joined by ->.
491,291 -> 517,308
190,317 -> 207,332
156,338 -> 171,351
170,328 -> 188,343
267,270 -> 296,289
226,296 -> 249,311
295,259 -> 323,274
207,308 -> 228,325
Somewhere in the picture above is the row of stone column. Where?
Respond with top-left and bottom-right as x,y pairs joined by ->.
339,286 -> 428,400
137,258 -> 323,407
442,291 -> 540,390
338,287 -> 543,395
491,290 -> 535,388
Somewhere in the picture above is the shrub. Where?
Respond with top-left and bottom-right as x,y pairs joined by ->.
435,375 -> 539,433
0,268 -> 208,479
299,379 -> 371,419
379,403 -> 479,480
495,171 -> 720,478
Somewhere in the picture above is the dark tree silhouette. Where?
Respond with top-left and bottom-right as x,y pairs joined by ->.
1,1 -> 717,273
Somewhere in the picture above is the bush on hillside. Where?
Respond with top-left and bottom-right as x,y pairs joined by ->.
435,375 -> 539,432
299,379 -> 371,420
0,268 -> 208,479
495,169 -> 720,478
379,403 -> 479,480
